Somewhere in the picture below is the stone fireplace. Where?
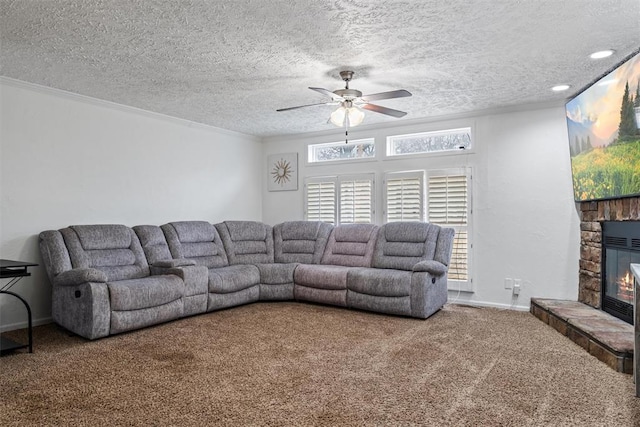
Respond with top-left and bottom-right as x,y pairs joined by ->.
579,196 -> 640,323
530,196 -> 638,374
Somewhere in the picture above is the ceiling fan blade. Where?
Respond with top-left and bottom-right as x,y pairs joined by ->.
360,89 -> 412,102
309,87 -> 344,101
277,102 -> 332,112
361,103 -> 407,118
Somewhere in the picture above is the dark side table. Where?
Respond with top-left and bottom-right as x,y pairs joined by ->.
1,259 -> 38,355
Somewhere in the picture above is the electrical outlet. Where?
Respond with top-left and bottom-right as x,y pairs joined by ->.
513,279 -> 522,296
504,278 -> 513,289
513,283 -> 521,296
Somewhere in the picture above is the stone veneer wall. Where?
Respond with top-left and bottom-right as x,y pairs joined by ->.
579,196 -> 640,308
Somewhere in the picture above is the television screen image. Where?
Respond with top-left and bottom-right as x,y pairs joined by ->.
566,51 -> 640,202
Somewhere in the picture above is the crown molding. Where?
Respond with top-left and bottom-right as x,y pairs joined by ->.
0,76 -> 261,142
1,76 -> 564,145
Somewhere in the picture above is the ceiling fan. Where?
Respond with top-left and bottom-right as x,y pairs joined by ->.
277,71 -> 412,141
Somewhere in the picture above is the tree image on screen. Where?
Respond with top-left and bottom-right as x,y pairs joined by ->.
566,52 -> 640,201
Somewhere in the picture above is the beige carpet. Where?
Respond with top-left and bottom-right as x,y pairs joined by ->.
1,302 -> 639,426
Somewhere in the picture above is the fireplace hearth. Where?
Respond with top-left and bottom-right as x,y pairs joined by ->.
601,221 -> 640,324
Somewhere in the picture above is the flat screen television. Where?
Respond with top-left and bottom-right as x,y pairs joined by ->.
566,51 -> 640,202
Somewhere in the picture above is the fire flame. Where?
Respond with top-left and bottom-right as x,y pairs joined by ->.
616,270 -> 634,303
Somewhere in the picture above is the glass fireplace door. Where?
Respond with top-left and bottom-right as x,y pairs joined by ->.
604,247 -> 638,306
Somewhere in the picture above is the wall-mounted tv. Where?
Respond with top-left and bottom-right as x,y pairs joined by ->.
566,51 -> 640,202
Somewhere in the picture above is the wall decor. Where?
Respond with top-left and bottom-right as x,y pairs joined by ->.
268,153 -> 298,191
566,51 -> 640,201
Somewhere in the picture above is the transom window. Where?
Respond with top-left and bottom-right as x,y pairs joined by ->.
308,138 -> 375,163
387,127 -> 472,156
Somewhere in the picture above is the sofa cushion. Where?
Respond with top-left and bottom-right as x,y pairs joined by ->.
110,299 -> 183,335
256,263 -> 297,285
108,275 -> 184,311
73,224 -> 132,250
162,221 -> 229,268
133,225 -> 174,265
60,225 -> 150,281
295,285 -> 347,307
294,264 -> 354,290
320,224 -> 378,267
208,265 -> 260,293
347,291 -> 411,317
347,268 -> 412,297
215,221 -> 274,265
372,222 -> 441,271
274,221 -> 333,264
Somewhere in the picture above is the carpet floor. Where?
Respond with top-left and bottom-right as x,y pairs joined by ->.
1,302 -> 639,426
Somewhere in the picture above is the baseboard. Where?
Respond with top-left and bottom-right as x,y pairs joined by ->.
0,317 -> 53,333
448,299 -> 530,312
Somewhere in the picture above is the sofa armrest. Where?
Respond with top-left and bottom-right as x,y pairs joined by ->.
53,268 -> 108,286
412,260 -> 448,276
152,259 -> 196,268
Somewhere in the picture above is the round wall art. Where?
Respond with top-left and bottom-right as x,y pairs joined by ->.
268,153 -> 298,191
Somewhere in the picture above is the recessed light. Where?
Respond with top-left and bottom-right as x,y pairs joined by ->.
552,84 -> 571,92
590,50 -> 615,59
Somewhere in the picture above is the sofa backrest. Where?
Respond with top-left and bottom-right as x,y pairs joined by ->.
372,222 -> 447,271
320,224 -> 379,267
161,221 -> 229,268
434,227 -> 456,267
273,221 -> 333,264
215,221 -> 274,265
59,224 -> 150,281
132,225 -> 174,265
39,230 -> 73,282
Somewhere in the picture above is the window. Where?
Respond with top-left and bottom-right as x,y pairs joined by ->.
305,178 -> 336,223
383,171 -> 425,222
339,176 -> 374,224
427,170 -> 472,291
387,127 -> 472,157
308,138 -> 375,163
305,174 -> 374,224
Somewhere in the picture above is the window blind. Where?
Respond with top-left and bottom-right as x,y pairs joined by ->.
305,180 -> 336,224
385,173 -> 424,222
339,177 -> 373,224
428,174 -> 468,281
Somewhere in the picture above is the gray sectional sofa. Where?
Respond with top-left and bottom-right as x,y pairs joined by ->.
39,220 -> 455,340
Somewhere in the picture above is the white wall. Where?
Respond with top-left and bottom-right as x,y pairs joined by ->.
0,78 -> 263,330
262,105 -> 581,310
0,77 -> 581,330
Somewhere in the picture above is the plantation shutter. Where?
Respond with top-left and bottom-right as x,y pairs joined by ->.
428,173 -> 469,282
385,172 -> 424,222
339,175 -> 374,224
305,178 -> 336,224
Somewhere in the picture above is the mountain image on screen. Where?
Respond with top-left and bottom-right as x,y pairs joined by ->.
566,52 -> 640,201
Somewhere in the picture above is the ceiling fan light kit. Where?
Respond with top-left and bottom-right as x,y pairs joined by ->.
330,102 -> 365,127
277,70 -> 412,142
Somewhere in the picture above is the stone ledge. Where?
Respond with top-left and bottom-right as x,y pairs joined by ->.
531,298 -> 633,374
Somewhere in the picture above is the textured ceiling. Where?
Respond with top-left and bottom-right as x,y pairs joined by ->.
1,1 -> 639,137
